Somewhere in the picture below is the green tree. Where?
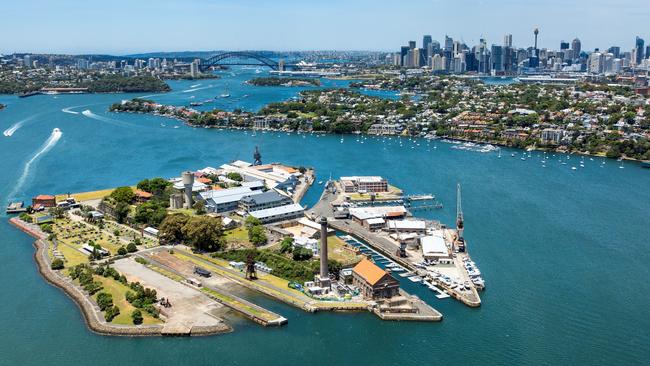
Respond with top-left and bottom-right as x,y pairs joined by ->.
48,206 -> 66,219
134,201 -> 167,226
110,186 -> 135,204
248,225 -> 267,246
114,202 -> 130,224
279,237 -> 294,253
159,214 -> 190,244
105,306 -> 120,322
117,246 -> 127,255
51,258 -> 64,270
292,247 -> 313,261
131,309 -> 143,325
181,216 -> 225,252
193,200 -> 206,215
96,292 -> 114,311
126,242 -> 138,253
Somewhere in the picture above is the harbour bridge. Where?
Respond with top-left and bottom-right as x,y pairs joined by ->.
199,51 -> 297,71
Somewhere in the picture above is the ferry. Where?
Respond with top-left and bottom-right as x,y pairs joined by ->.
220,93 -> 231,98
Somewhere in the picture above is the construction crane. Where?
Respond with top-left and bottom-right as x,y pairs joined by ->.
455,184 -> 466,252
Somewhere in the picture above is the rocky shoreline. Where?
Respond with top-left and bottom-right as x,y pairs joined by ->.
9,218 -> 232,337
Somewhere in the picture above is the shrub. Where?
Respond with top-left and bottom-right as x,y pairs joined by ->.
134,257 -> 148,265
19,213 -> 33,223
131,309 -> 143,325
126,242 -> 138,253
117,246 -> 127,256
104,306 -> 120,322
51,258 -> 64,270
292,247 -> 313,261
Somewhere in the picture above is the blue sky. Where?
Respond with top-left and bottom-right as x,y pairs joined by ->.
2,0 -> 648,55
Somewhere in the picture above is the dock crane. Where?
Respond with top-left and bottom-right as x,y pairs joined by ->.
455,184 -> 466,252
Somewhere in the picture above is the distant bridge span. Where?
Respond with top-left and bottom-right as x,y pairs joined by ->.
200,51 -> 295,71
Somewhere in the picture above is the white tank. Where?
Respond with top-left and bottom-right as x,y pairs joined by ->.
182,171 -> 194,208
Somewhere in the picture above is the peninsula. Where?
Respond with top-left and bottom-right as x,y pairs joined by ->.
9,157 -> 444,337
110,74 -> 650,161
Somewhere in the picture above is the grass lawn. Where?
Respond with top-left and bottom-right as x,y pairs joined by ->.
94,276 -> 161,325
56,244 -> 88,267
224,227 -> 250,246
55,188 -> 116,203
327,236 -> 363,266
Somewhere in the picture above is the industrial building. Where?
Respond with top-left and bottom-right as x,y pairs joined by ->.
340,176 -> 389,193
352,259 -> 400,300
248,203 -> 305,224
238,190 -> 293,212
420,231 -> 451,261
199,186 -> 263,213
349,206 -> 407,226
387,220 -> 427,234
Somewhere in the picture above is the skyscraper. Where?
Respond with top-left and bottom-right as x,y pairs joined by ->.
491,45 -> 504,73
408,40 -> 416,50
400,46 -> 409,66
635,36 -> 645,65
423,35 -> 432,59
504,34 -> 513,48
560,41 -> 570,50
444,35 -> 453,52
572,38 -> 582,59
608,46 -> 621,59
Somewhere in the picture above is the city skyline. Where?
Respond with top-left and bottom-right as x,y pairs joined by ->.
2,0 -> 650,54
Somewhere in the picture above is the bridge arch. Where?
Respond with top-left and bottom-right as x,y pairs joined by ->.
201,51 -> 280,70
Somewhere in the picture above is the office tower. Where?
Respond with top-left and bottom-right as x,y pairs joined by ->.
588,52 -> 604,74
560,41 -> 570,50
190,60 -> 199,78
572,38 -> 581,58
408,40 -> 416,49
646,46 -> 650,60
491,45 -> 504,73
607,46 -> 620,58
504,34 -> 513,48
423,35 -> 432,58
431,40 -> 441,54
400,46 -> 409,66
635,36 -> 645,64
444,35 -> 453,52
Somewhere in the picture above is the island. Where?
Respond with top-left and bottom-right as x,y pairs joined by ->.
248,77 -> 320,87
8,157 -> 445,337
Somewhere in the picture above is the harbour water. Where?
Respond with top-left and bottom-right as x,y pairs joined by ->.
1,68 -> 649,365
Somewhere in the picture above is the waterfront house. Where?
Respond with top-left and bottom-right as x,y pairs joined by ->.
32,194 -> 56,208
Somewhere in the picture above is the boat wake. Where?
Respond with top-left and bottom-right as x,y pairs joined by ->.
3,115 -> 37,137
61,106 -> 80,115
82,109 -> 129,127
181,85 -> 214,93
447,140 -> 498,153
8,128 -> 63,199
190,83 -> 201,88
